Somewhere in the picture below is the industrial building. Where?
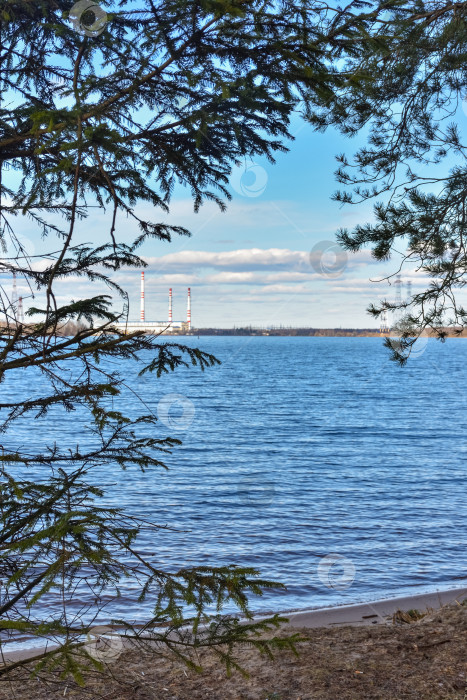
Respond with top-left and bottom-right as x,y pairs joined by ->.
114,272 -> 192,335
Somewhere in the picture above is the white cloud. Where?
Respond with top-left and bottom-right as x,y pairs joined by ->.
253,283 -> 316,295
142,247 -> 376,274
144,247 -> 308,270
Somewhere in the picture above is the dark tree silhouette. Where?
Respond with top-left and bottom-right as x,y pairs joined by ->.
0,0 -> 376,687
310,0 -> 467,361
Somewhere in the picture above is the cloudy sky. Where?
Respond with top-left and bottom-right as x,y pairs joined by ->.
9,114 -> 433,328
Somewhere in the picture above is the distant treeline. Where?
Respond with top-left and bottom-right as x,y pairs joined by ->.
5,324 -> 466,338
193,327 -> 467,337
194,328 -> 382,337
0,320 -> 89,336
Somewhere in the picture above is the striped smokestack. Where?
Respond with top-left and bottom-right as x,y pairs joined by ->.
140,271 -> 145,322
168,288 -> 173,323
187,287 -> 191,330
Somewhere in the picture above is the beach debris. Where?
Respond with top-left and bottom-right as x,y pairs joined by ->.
392,608 -> 429,624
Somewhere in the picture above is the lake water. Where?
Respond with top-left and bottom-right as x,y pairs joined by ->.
4,336 -> 467,623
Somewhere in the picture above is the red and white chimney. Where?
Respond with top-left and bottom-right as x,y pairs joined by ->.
140,271 -> 145,322
187,287 -> 191,330
168,288 -> 173,323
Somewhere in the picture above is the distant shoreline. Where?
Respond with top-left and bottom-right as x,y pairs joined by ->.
193,328 -> 383,336
185,328 -> 467,337
5,323 -> 467,338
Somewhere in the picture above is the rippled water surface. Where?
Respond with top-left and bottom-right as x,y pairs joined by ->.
7,336 -> 467,619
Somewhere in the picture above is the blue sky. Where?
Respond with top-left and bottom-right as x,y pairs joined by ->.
6,2 -> 467,329
8,113 -> 434,328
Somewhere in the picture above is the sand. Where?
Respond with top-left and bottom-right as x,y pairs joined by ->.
1,588 -> 466,699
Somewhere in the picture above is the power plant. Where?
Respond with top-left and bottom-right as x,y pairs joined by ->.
114,271 -> 192,334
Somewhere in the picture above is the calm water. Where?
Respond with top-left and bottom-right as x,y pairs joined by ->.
4,336 -> 467,621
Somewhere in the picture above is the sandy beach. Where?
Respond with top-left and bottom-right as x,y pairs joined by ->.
1,586 -> 466,699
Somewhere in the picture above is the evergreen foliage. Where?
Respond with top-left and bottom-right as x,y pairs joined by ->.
0,0 -> 376,685
309,0 -> 467,362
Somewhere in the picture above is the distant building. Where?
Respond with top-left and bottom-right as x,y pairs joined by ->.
113,273 -> 192,334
